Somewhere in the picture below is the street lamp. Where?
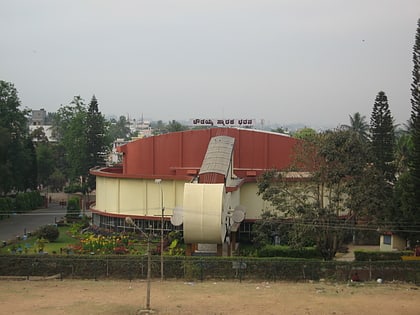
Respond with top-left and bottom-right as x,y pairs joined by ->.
154,179 -> 165,281
125,217 -> 151,311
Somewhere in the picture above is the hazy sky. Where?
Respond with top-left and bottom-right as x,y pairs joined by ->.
1,0 -> 419,127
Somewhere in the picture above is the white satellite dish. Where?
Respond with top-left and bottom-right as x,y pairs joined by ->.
171,207 -> 183,226
232,206 -> 245,223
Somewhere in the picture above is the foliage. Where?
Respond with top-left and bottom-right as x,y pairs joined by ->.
49,168 -> 66,192
64,183 -> 88,194
0,80 -> 36,194
51,95 -> 110,191
257,245 -> 321,259
52,96 -> 88,181
252,211 -> 293,248
0,196 -> 14,219
85,95 -> 108,190
107,115 -> 132,141
1,255 -> 420,282
14,191 -> 43,212
167,120 -> 188,132
257,129 -> 377,260
66,197 -> 81,219
35,238 -> 48,253
36,225 -> 60,242
167,231 -> 185,256
292,127 -> 317,140
342,112 -> 370,142
72,233 -> 136,255
370,91 -> 395,183
406,18 -> 420,244
354,250 -> 413,261
35,142 -> 55,187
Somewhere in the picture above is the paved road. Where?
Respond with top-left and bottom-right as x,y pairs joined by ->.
0,204 -> 67,243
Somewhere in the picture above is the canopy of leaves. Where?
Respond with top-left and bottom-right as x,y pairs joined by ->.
257,129 -> 383,260
0,81 -> 36,194
370,91 -> 395,182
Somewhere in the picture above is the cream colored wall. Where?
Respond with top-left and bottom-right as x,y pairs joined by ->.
95,176 -> 119,213
95,176 -> 348,221
380,235 -> 405,251
379,235 -> 393,251
94,177 -> 187,216
239,183 -> 273,219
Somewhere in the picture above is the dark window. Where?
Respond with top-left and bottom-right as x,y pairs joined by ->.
383,235 -> 391,245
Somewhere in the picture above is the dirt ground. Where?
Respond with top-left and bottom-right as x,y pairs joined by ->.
0,279 -> 419,315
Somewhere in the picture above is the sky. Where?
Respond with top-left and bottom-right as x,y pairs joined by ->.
1,0 -> 419,128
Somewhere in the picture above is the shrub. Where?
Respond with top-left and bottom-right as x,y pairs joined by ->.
66,197 -> 81,219
257,245 -> 322,259
36,225 -> 60,242
0,197 -> 14,219
354,250 -> 413,261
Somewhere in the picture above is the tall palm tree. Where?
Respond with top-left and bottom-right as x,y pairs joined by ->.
342,112 -> 370,141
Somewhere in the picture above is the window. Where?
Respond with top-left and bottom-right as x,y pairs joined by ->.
383,234 -> 391,245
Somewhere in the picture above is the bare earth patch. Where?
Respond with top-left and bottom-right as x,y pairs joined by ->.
0,279 -> 419,315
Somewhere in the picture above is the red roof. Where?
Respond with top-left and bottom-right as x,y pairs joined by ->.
94,128 -> 297,181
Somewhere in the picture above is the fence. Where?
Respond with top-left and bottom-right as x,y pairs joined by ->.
0,254 -> 419,283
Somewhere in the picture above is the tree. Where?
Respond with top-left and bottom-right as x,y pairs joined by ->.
52,96 -> 88,181
342,112 -> 370,142
167,120 -> 188,133
107,116 -> 131,141
404,18 -> 420,243
152,120 -> 167,135
0,81 -> 34,194
257,129 -> 374,260
36,142 -> 56,187
394,128 -> 412,175
292,127 -> 317,140
370,91 -> 395,182
85,95 -> 108,190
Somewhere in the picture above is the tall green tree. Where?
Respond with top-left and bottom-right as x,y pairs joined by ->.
85,95 -> 108,190
0,81 -> 34,194
35,142 -> 55,187
52,96 -> 88,181
370,91 -> 395,183
405,18 -> 420,242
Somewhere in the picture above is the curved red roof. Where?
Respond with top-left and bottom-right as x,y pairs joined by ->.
94,128 -> 297,181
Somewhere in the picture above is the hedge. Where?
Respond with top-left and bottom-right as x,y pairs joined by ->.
0,191 -> 44,219
257,245 -> 322,259
0,254 -> 419,283
354,250 -> 413,261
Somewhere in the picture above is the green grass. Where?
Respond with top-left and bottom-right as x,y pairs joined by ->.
0,226 -> 78,255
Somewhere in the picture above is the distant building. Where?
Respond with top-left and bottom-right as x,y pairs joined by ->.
29,109 -> 56,142
31,109 -> 47,126
90,127 -> 297,255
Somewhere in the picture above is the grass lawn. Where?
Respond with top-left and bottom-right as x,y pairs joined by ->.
0,226 -> 78,254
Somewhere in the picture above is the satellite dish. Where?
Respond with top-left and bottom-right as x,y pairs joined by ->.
232,206 -> 245,223
171,207 -> 183,226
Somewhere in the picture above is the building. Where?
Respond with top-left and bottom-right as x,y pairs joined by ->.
90,127 -> 298,255
31,109 -> 47,125
29,108 -> 56,142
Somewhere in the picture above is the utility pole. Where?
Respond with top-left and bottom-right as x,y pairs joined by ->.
125,217 -> 151,311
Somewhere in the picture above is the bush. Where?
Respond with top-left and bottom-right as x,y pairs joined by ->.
36,225 -> 60,242
66,197 -> 81,220
354,250 -> 413,261
14,191 -> 43,212
257,245 -> 322,259
0,197 -> 14,219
